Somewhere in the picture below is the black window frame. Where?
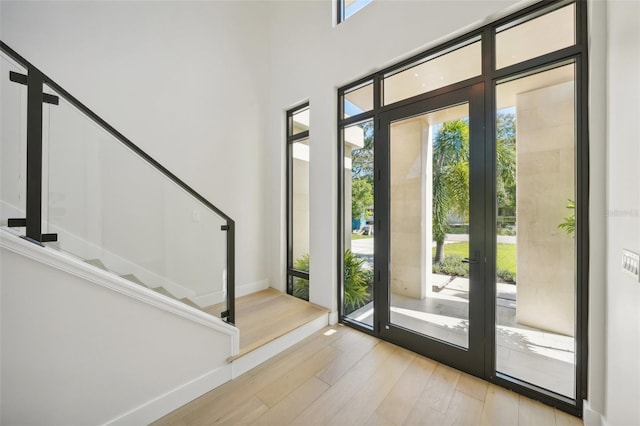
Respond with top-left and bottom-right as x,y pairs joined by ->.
337,0 -> 588,417
286,103 -> 310,297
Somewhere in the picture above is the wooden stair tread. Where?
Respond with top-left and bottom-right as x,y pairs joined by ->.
227,289 -> 329,361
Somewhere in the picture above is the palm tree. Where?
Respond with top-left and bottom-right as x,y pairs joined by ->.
431,113 -> 517,264
432,119 -> 469,263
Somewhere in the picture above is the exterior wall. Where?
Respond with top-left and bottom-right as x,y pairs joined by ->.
515,81 -> 576,337
390,118 -> 431,299
292,154 -> 310,264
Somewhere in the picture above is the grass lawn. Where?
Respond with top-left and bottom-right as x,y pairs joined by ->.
351,233 -> 374,240
432,242 -> 516,275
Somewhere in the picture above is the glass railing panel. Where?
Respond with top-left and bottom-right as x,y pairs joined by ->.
0,54 -> 28,233
42,83 -> 229,314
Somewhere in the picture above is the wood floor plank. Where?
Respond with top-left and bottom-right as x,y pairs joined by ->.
251,377 -> 329,426
364,411 -> 397,426
375,355 -> 437,425
154,324 -> 584,426
255,344 -> 342,408
414,363 -> 461,414
290,342 -> 397,425
479,384 -> 520,426
315,331 -> 380,385
519,395 -> 556,426
445,390 -> 485,426
456,371 -> 489,402
214,395 -> 268,426
326,347 -> 415,425
403,400 -> 448,425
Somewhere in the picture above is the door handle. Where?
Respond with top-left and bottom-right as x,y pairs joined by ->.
462,258 -> 478,264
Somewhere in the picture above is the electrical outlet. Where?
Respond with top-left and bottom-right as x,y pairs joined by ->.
622,249 -> 640,281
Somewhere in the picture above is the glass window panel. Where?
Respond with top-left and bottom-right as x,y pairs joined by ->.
383,40 -> 481,106
290,107 -> 309,136
42,84 -> 229,310
1,56 -> 28,230
496,4 -> 576,69
291,137 -> 310,272
344,0 -> 373,20
389,103 -> 471,349
343,120 -> 374,322
495,64 -> 576,398
343,82 -> 374,119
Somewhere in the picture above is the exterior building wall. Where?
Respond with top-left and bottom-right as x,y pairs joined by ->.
515,81 -> 575,337
390,118 -> 432,299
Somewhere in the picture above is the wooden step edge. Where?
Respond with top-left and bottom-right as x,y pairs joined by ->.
227,307 -> 329,362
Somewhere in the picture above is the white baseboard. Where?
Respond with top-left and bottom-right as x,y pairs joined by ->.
105,363 -> 232,426
192,279 -> 269,307
231,312 -> 328,378
238,279 -> 270,297
583,400 -> 605,426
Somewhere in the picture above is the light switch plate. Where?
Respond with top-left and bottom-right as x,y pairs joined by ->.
622,249 -> 640,281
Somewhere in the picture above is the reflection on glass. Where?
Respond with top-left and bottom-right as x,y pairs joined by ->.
344,0 -> 373,20
291,138 -> 310,300
495,64 -> 576,398
496,4 -> 575,69
384,40 -> 481,106
290,107 -> 310,136
344,120 -> 374,322
1,56 -> 27,226
343,82 -> 374,118
389,103 -> 470,349
43,85 -> 228,309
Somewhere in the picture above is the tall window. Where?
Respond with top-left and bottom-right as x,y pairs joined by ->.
286,104 -> 310,300
337,0 -> 373,23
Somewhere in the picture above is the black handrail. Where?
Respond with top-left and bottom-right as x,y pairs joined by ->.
1,41 -> 235,324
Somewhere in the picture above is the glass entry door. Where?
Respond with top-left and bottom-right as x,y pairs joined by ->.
377,84 -> 485,376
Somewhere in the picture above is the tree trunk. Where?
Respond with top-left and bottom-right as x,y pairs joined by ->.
434,240 -> 445,263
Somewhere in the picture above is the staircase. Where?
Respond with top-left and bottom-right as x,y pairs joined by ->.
84,257 -> 220,315
0,40 -> 329,425
82,254 -> 329,375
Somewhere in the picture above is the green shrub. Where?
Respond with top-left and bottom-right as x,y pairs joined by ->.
292,251 -> 371,311
292,254 -> 310,300
343,250 -> 371,311
432,254 -> 469,277
497,268 -> 516,284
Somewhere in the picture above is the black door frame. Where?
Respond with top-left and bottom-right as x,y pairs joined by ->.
337,0 -> 588,416
376,84 -> 486,377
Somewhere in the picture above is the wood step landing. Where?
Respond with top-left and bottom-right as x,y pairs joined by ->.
208,288 -> 329,361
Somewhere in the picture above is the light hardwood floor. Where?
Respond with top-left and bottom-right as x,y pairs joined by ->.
153,325 -> 583,426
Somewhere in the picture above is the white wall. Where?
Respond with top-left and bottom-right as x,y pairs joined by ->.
265,0 -> 524,315
0,243 -> 233,425
0,0 -> 271,295
604,1 -> 640,424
